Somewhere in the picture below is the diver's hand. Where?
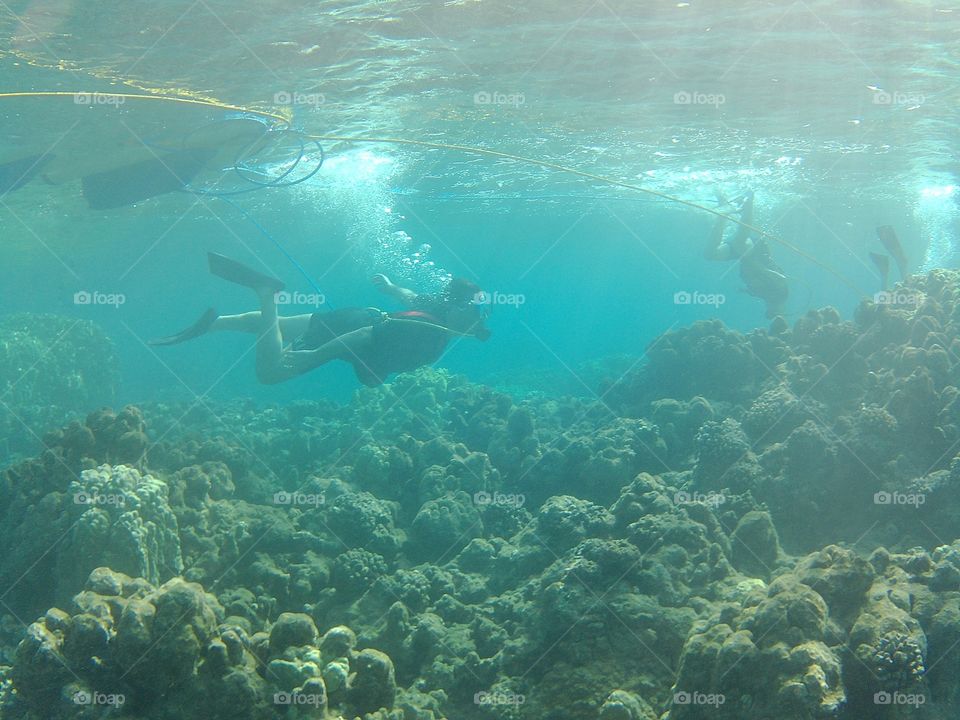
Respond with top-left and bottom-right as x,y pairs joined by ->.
371,274 -> 394,290
281,348 -> 314,375
373,274 -> 419,305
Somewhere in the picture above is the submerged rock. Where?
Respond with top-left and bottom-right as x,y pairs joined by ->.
7,568 -> 406,720
729,510 -> 782,579
61,464 -> 183,592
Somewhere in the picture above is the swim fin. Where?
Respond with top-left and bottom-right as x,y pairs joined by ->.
208,252 -> 285,293
149,308 -> 219,346
869,252 -> 890,291
876,226 -> 908,281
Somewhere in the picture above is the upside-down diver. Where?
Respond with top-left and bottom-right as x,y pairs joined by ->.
704,190 -> 789,319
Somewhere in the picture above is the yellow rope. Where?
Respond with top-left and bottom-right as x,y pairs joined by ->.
0,91 -> 864,295
0,91 -> 288,126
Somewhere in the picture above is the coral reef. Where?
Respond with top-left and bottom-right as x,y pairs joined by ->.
5,270 -> 960,718
57,464 -> 183,610
0,313 -> 119,458
0,458 -> 180,615
7,569 -> 406,720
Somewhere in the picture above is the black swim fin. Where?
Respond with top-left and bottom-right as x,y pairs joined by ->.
876,225 -> 908,281
149,308 -> 218,346
208,252 -> 285,293
869,252 -> 890,291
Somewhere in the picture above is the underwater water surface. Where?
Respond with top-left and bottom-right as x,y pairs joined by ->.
0,1 -> 959,719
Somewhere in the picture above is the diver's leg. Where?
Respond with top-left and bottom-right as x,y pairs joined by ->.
729,191 -> 755,257
210,312 -> 260,333
278,314 -> 313,341
253,290 -> 295,384
705,216 -> 734,261
210,312 -> 312,343
283,327 -> 375,376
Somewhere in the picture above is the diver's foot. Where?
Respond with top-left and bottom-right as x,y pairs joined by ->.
208,252 -> 285,294
149,308 -> 219,346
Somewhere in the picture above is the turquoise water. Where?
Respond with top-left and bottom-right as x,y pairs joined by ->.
1,2 -> 960,719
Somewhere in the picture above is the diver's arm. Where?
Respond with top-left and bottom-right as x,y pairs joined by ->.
372,274 -> 418,306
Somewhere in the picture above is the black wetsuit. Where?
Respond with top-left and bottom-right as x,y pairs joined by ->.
739,239 -> 788,314
293,306 -> 451,387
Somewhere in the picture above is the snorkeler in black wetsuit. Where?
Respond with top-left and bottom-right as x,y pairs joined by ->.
704,190 -> 789,318
151,253 -> 491,386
